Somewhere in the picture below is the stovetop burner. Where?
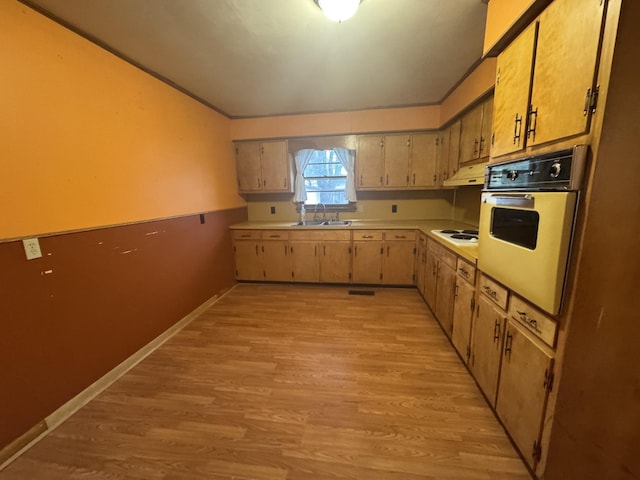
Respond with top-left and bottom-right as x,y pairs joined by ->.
431,229 -> 479,246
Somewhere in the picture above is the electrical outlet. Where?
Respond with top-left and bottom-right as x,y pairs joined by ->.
392,204 -> 398,213
270,206 -> 276,214
23,238 -> 42,260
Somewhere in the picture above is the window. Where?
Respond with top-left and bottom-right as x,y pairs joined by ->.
303,150 -> 348,205
293,148 -> 356,207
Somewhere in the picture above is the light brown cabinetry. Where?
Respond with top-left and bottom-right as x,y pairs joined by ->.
459,97 -> 493,164
469,274 -> 509,406
232,230 -> 263,281
451,258 -> 476,364
357,133 -> 438,190
491,0 -> 606,158
415,233 -> 428,296
261,232 -> 291,282
235,140 -> 291,193
356,135 -> 384,189
425,238 -> 457,337
290,230 -> 351,284
352,230 -> 383,284
382,230 -> 416,285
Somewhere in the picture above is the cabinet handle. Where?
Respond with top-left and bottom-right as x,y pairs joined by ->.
362,235 -> 373,239
473,139 -> 479,156
284,245 -> 288,256
527,107 -> 538,140
513,113 -> 522,145
459,268 -> 469,278
386,246 -> 390,257
314,245 -> 317,256
584,88 -> 592,115
516,309 -> 538,330
504,331 -> 513,356
323,245 -> 326,256
255,245 -> 258,255
360,174 -> 363,186
354,246 -> 358,256
283,177 -> 287,188
412,173 -> 416,185
395,235 -> 407,239
483,285 -> 498,299
386,174 -> 389,185
479,137 -> 485,155
257,178 -> 261,188
493,320 -> 501,342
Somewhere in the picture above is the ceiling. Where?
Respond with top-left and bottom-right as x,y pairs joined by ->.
24,0 -> 488,118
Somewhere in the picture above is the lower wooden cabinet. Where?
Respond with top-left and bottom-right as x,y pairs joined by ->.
261,232 -> 290,282
496,318 -> 554,469
352,230 -> 383,284
232,231 -> 263,281
290,239 -> 320,282
320,239 -> 352,283
451,258 -> 476,364
382,230 -> 416,285
469,293 -> 507,407
425,238 -> 457,337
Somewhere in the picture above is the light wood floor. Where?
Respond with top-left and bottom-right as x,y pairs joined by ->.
1,284 -> 532,479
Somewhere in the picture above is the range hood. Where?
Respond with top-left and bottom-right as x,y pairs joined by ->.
443,162 -> 487,187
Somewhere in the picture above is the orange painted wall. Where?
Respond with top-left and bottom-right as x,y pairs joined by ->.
230,106 -> 441,140
1,1 -> 245,241
439,58 -> 497,125
483,0 -> 537,54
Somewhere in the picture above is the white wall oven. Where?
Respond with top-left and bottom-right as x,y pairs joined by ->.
478,145 -> 587,315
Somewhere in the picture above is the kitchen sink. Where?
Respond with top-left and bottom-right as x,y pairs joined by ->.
291,220 -> 351,226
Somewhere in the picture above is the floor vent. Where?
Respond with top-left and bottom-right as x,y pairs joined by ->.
348,290 -> 375,296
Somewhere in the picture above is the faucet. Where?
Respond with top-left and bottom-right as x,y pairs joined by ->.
313,203 -> 327,221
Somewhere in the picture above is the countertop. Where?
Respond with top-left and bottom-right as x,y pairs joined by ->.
229,219 -> 479,263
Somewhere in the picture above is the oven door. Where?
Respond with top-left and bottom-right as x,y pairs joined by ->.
478,191 -> 578,315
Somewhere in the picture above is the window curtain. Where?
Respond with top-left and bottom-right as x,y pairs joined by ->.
293,149 -> 315,202
334,147 -> 357,202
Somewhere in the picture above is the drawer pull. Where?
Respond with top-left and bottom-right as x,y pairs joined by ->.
493,320 -> 501,342
361,235 -> 373,239
483,285 -> 498,299
269,234 -> 281,238
504,331 -> 513,356
516,309 -> 538,330
459,268 -> 469,278
395,235 -> 407,239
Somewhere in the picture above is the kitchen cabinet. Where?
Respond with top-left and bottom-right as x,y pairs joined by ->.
451,258 -> 476,364
384,134 -> 411,188
235,140 -> 292,193
356,135 -> 384,189
490,0 -> 606,158
447,120 -> 462,180
459,97 -> 493,164
425,238 -> 457,336
357,133 -> 438,190
352,230 -> 383,284
410,132 -> 438,188
469,274 -> 510,406
319,232 -> 352,283
382,230 -> 416,285
290,232 -> 320,283
416,233 -> 428,296
261,231 -> 291,282
232,230 -> 264,281
496,317 -> 555,469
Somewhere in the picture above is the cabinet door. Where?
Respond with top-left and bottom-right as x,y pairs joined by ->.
233,240 -> 263,280
459,103 -> 484,164
451,278 -> 475,363
410,132 -> 438,188
262,240 -> 291,282
479,97 -> 493,159
384,134 -> 411,188
260,141 -> 290,192
290,241 -> 320,283
435,128 -> 449,186
320,241 -> 352,283
235,142 -> 262,192
528,0 -> 606,146
424,249 -> 438,310
447,120 -> 461,179
470,294 -> 506,406
382,241 -> 415,285
496,320 -> 554,469
434,261 -> 456,337
491,23 -> 536,159
353,242 -> 383,284
356,136 -> 384,189
415,237 -> 428,296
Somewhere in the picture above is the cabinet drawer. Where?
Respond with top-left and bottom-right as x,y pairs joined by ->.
384,230 -> 416,241
262,231 -> 289,240
232,230 -> 262,240
456,258 -> 476,285
289,230 -> 351,241
417,233 -> 428,248
478,273 -> 509,311
353,230 -> 383,241
508,295 -> 558,348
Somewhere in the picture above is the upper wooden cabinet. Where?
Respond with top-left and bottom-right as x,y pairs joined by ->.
459,97 -> 493,164
235,140 -> 292,193
491,0 -> 606,158
357,133 -> 438,190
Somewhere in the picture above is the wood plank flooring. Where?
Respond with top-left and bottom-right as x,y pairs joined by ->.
1,284 -> 532,479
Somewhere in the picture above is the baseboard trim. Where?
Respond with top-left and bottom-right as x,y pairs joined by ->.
0,285 -> 235,471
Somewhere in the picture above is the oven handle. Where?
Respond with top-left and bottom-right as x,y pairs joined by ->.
484,194 -> 535,208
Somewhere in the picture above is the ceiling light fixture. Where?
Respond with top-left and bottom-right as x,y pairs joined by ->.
314,0 -> 362,23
